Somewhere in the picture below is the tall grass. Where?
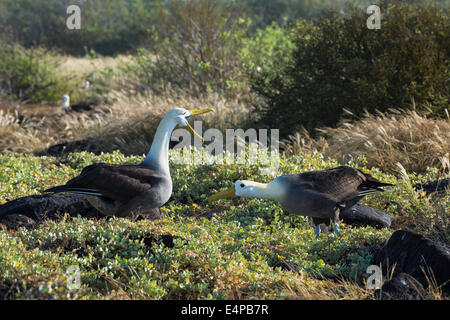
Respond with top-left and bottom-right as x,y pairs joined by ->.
282,109 -> 450,175
68,90 -> 252,155
0,110 -> 55,153
0,89 -> 252,156
0,44 -> 71,103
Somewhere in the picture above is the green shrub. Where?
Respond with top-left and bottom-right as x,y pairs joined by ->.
0,0 -> 162,56
124,0 -> 251,97
240,22 -> 295,87
251,1 -> 450,137
0,44 -> 70,103
239,0 -> 371,30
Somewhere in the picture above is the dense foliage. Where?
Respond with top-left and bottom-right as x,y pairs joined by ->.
0,44 -> 70,103
0,149 -> 448,299
0,0 -> 162,55
2,0 -> 446,56
252,1 -> 450,136
0,0 -> 368,55
125,0 -> 251,97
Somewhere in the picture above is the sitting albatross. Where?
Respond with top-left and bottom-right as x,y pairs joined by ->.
61,94 -> 71,113
61,94 -> 93,113
209,166 -> 394,238
45,107 -> 213,217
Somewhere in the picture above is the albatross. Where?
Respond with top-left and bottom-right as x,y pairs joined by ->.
45,107 -> 213,217
61,94 -> 71,112
209,166 -> 394,238
61,94 -> 93,113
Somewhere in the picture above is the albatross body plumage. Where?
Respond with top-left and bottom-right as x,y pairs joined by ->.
45,107 -> 213,217
209,166 -> 394,238
61,94 -> 71,112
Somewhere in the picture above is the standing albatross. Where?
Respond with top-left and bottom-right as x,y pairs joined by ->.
45,107 -> 213,217
209,166 -> 394,238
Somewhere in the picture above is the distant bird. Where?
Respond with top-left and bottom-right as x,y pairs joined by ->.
61,94 -> 93,113
82,80 -> 90,90
45,107 -> 213,217
209,166 -> 394,238
61,94 -> 71,113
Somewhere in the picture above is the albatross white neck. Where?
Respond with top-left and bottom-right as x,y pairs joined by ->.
238,180 -> 286,202
142,115 -> 178,176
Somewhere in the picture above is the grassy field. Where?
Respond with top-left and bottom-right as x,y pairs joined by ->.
0,40 -> 448,300
0,149 -> 448,299
0,0 -> 448,301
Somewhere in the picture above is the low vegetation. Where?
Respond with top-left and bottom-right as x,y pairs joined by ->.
0,150 -> 447,299
0,44 -> 71,103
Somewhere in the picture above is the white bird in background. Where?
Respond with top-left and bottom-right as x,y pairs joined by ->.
60,94 -> 95,113
82,80 -> 90,90
61,94 -> 71,113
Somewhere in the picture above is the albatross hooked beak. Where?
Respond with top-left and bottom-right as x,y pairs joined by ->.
208,187 -> 236,203
189,108 -> 214,116
185,107 -> 214,142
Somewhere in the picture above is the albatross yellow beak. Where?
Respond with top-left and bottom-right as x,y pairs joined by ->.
185,123 -> 203,141
208,187 -> 236,203
189,108 -> 214,116
186,107 -> 214,142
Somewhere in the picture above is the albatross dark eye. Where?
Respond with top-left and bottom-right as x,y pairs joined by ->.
240,183 -> 245,188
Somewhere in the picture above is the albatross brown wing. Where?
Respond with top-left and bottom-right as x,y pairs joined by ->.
45,163 -> 164,202
294,166 -> 392,202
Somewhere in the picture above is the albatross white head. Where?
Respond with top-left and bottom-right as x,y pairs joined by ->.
209,179 -> 286,203
61,94 -> 70,112
143,107 -> 214,174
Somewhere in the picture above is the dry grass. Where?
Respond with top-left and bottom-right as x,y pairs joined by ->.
284,275 -> 374,300
1,50 -> 449,175
283,108 -> 450,174
2,100 -> 449,179
55,54 -> 132,78
0,89 -> 252,156
280,128 -> 329,156
0,109 -> 56,153
70,90 -> 252,155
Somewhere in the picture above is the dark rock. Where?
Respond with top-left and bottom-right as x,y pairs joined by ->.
340,204 -> 392,228
414,179 -> 449,196
0,194 -> 167,229
0,214 -> 37,230
46,140 -> 91,157
0,193 -> 101,221
312,204 -> 392,229
377,273 -> 434,300
374,230 -> 450,296
69,102 -> 93,112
